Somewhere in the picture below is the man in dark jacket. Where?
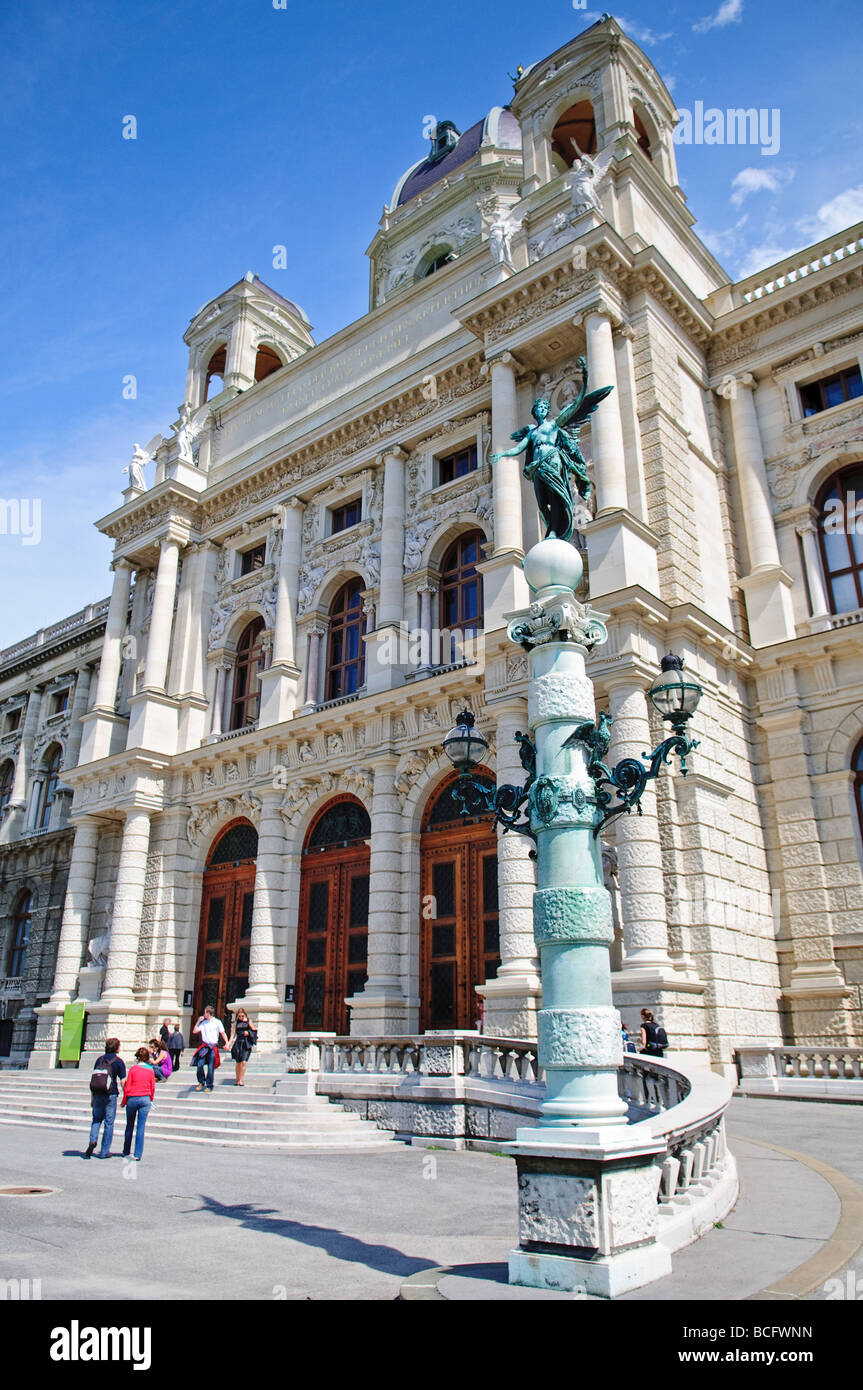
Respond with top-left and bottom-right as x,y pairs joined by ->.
167,1024 -> 185,1072
86,1038 -> 126,1158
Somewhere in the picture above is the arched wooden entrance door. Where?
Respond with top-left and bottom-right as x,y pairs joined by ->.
193,819 -> 258,1025
295,796 -> 371,1035
420,772 -> 500,1031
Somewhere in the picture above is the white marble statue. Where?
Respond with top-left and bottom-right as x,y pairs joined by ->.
569,140 -> 614,216
175,402 -> 210,464
484,204 -> 524,265
123,434 -> 163,492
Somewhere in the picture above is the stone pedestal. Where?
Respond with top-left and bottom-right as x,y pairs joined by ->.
76,966 -> 105,1003
508,1139 -> 671,1297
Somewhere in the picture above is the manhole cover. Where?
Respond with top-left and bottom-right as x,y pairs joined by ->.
0,1186 -> 57,1196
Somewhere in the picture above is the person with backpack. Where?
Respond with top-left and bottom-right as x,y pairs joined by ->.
85,1038 -> 126,1158
121,1046 -> 156,1161
167,1024 -> 184,1073
640,1009 -> 668,1058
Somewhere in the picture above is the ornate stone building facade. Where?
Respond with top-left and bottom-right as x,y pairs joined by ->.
14,17 -> 863,1078
0,602 -> 110,1062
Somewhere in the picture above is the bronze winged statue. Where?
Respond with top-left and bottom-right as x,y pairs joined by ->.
491,356 -> 614,542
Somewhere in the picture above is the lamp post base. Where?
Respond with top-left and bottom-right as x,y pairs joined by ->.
508,1243 -> 672,1298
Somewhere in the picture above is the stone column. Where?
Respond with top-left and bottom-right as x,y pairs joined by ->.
209,660 -> 230,736
606,677 -> 675,977
93,561 -> 133,710
142,538 -> 181,692
303,625 -> 325,708
796,520 -> 831,626
26,774 -> 45,831
224,306 -> 254,390
378,448 -> 408,625
347,758 -> 410,1033
29,814 -> 103,1067
99,807 -> 153,1003
489,352 -> 523,553
476,701 -> 541,1037
63,667 -> 93,771
718,374 -> 794,645
8,686 -> 43,812
584,311 -> 627,513
417,584 -> 436,669
259,499 -> 305,726
241,789 -> 285,1049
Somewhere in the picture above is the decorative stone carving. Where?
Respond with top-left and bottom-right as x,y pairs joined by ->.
186,792 -> 262,844
394,747 -> 438,805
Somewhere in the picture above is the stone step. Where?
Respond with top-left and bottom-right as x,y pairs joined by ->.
0,1115 -> 396,1150
0,1084 -> 334,1110
0,1104 -> 369,1131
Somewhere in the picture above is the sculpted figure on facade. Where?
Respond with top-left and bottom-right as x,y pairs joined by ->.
491,357 -> 613,541
123,434 -> 162,492
569,140 -> 613,215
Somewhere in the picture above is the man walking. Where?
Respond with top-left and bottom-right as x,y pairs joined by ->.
85,1038 -> 126,1158
192,1005 -> 227,1092
167,1023 -> 185,1072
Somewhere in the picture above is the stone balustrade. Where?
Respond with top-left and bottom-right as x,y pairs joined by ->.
735,224 -> 863,303
0,976 -> 25,997
284,1031 -> 737,1253
737,1045 -> 863,1100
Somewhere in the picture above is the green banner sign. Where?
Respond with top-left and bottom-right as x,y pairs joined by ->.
58,1002 -> 86,1062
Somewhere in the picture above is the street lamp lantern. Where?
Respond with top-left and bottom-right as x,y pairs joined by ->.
442,710 -> 489,773
647,653 -> 703,734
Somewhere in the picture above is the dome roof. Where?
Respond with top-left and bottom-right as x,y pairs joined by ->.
391,106 -> 521,209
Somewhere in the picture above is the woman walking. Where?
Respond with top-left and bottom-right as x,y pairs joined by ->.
121,1047 -> 156,1161
228,1009 -> 256,1086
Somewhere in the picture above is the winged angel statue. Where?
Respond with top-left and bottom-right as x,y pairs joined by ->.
491,356 -> 613,542
121,403 -> 210,493
569,139 -> 614,217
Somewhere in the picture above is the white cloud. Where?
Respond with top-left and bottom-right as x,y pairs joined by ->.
730,166 -> 795,207
736,241 -> 796,278
577,12 -> 672,44
693,0 -> 744,34
797,185 -> 863,241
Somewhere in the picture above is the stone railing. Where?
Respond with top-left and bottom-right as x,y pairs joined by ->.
0,977 -> 25,997
737,1046 -> 863,1100
284,1032 -> 736,1252
735,223 -> 863,304
830,608 -> 863,630
0,598 -> 110,666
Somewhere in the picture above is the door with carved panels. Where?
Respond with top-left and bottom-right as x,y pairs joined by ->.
295,797 -> 371,1036
193,819 -> 258,1032
420,774 -> 500,1031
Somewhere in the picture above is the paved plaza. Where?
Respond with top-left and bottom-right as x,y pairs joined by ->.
0,1096 -> 860,1302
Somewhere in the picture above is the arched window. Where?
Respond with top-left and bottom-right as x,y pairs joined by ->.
204,345 -> 226,402
633,112 -> 653,160
37,745 -> 62,829
230,618 -> 265,730
423,251 -> 455,277
0,761 -> 14,817
254,345 -> 283,383
440,530 -> 484,663
854,736 -> 863,846
325,579 -> 366,701
816,463 -> 863,613
8,891 -> 33,977
551,100 -> 597,167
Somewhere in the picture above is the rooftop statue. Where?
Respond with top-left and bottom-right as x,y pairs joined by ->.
123,433 -> 163,492
491,356 -> 613,542
569,139 -> 613,217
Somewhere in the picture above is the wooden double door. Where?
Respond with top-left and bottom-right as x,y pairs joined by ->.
295,845 -> 370,1036
420,819 -> 500,1032
194,866 -> 256,1029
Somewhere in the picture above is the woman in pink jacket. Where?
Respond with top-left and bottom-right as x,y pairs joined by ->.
121,1047 -> 156,1161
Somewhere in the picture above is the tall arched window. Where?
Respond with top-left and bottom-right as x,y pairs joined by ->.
440,530 -> 484,663
37,745 -> 62,829
817,463 -> 863,613
8,891 -> 33,977
0,761 -> 13,817
230,618 -> 265,730
325,579 -> 366,700
204,345 -> 226,402
854,736 -> 863,845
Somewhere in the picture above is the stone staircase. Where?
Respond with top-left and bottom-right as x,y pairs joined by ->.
0,1070 -> 399,1152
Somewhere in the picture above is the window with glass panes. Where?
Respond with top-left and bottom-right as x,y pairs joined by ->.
38,747 -> 62,829
330,499 -> 361,534
0,761 -> 13,818
437,443 -> 477,486
855,737 -> 863,847
240,544 -> 266,575
817,464 -> 863,614
800,366 -> 863,417
326,579 -> 366,699
8,892 -> 33,976
439,530 -> 483,664
230,618 -> 265,729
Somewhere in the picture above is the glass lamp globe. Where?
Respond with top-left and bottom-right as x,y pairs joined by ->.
648,653 -> 703,727
442,710 -> 489,772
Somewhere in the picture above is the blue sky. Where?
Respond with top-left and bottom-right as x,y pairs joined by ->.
1,0 -> 861,645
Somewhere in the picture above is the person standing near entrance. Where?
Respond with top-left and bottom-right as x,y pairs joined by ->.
167,1024 -> 184,1072
192,1005 -> 228,1092
121,1047 -> 156,1161
228,1009 -> 256,1086
85,1038 -> 126,1159
639,1009 -> 668,1058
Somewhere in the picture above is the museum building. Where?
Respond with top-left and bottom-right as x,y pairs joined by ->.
2,17 -> 862,1076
